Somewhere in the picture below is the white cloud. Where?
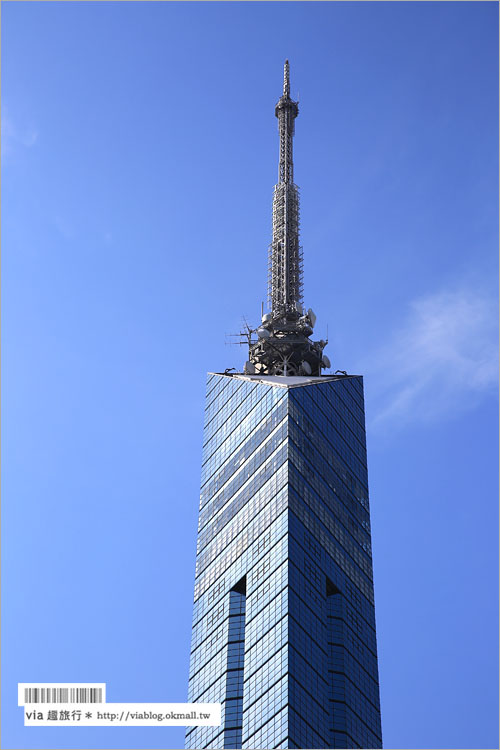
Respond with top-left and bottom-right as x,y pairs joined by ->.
1,110 -> 38,158
365,285 -> 498,431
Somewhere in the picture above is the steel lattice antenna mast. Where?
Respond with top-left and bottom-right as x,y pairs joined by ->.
270,59 -> 302,317
245,61 -> 331,377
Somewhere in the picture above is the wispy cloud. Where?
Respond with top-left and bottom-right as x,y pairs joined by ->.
365,285 -> 498,431
1,110 -> 38,158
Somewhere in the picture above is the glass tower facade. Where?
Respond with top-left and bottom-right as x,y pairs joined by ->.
185,372 -> 382,749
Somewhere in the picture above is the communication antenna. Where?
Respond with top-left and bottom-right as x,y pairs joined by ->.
238,61 -> 333,378
301,360 -> 312,375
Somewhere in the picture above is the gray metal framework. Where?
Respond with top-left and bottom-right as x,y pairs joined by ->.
269,59 -> 303,316
245,61 -> 330,377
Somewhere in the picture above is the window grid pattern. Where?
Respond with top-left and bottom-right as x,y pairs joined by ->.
186,374 -> 382,749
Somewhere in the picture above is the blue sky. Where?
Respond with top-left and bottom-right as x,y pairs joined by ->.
2,2 -> 498,749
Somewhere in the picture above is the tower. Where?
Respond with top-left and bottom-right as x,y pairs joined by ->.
246,60 -> 329,378
185,62 -> 382,750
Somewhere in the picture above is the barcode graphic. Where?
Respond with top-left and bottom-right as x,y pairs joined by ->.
24,687 -> 103,704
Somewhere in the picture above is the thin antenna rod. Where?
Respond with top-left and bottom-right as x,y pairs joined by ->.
283,59 -> 290,97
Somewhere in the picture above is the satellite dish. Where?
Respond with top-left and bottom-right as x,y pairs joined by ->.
262,312 -> 272,324
257,328 -> 270,339
322,355 -> 331,369
308,308 -> 317,328
244,361 -> 256,375
301,360 -> 312,375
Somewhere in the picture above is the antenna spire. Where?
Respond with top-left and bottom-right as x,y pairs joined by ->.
283,59 -> 290,97
271,59 -> 301,313
243,61 -> 331,377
